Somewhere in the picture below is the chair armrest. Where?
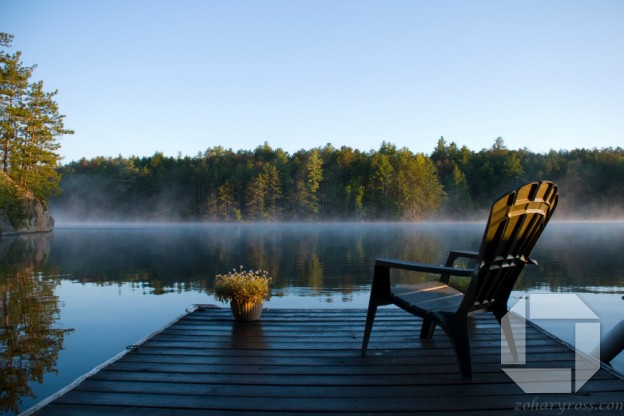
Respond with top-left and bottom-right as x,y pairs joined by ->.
441,251 -> 479,284
369,258 -> 475,306
375,257 -> 475,277
446,250 -> 479,266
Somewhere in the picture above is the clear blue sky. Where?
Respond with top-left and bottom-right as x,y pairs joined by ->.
2,0 -> 623,163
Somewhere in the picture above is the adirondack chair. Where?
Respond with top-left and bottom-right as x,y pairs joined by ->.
361,181 -> 558,378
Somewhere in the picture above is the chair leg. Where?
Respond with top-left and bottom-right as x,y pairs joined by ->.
362,265 -> 391,357
442,314 -> 472,378
420,318 -> 436,339
361,300 -> 378,357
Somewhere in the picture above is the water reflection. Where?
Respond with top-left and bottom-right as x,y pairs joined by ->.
44,222 -> 624,296
2,222 -> 624,414
229,321 -> 268,350
514,222 -> 624,293
0,235 -> 73,414
45,223 -> 454,294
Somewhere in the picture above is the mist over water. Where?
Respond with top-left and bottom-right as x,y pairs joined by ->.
49,197 -> 624,225
41,221 -> 624,294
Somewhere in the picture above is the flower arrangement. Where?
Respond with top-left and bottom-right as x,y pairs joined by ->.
214,266 -> 271,308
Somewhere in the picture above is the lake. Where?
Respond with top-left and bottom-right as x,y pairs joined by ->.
1,222 -> 624,415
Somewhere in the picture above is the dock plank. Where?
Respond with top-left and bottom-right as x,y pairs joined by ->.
27,307 -> 624,415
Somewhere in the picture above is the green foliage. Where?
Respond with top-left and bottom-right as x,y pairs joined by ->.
0,33 -> 72,200
54,143 -> 449,221
293,148 -> 323,219
52,140 -> 624,222
0,172 -> 27,228
214,266 -> 271,307
0,260 -> 73,413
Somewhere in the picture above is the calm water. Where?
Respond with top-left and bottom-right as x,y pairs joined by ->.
1,222 -> 624,414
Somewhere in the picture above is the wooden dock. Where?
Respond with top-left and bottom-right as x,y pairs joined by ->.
27,306 -> 624,415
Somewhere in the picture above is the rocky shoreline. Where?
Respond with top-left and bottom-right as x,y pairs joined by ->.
1,173 -> 54,237
0,202 -> 54,237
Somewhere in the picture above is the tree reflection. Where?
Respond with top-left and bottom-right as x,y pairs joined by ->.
0,235 -> 72,414
40,222 -> 624,296
42,224 -> 452,295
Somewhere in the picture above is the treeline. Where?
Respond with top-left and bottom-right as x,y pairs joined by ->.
52,138 -> 624,222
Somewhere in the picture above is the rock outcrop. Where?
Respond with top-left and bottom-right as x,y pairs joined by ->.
0,210 -> 14,234
0,172 -> 54,236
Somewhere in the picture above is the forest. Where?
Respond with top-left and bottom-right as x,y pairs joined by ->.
2,32 -> 623,224
51,138 -> 624,222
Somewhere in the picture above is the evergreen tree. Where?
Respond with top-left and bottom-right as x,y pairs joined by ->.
370,152 -> 395,217
0,33 -> 33,174
263,163 -> 282,220
18,81 -> 72,197
0,33 -> 73,199
217,182 -> 238,221
246,173 -> 267,220
431,137 -> 474,217
292,149 -> 323,219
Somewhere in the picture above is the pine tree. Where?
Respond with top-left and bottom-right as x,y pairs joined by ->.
18,81 -> 72,197
0,33 -> 33,174
0,33 -> 73,199
303,149 -> 323,218
245,174 -> 267,220
217,182 -> 237,221
263,163 -> 282,220
291,149 -> 323,220
370,152 -> 394,217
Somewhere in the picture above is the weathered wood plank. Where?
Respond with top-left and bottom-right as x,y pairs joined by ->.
84,367 -> 620,387
27,307 -> 624,416
31,404 -> 614,416
73,377 -> 624,398
116,350 -> 573,367
46,390 -> 624,413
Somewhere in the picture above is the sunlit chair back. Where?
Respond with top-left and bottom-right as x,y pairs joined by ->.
460,181 -> 558,314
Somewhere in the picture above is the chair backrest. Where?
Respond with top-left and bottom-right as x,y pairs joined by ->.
461,181 -> 558,313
